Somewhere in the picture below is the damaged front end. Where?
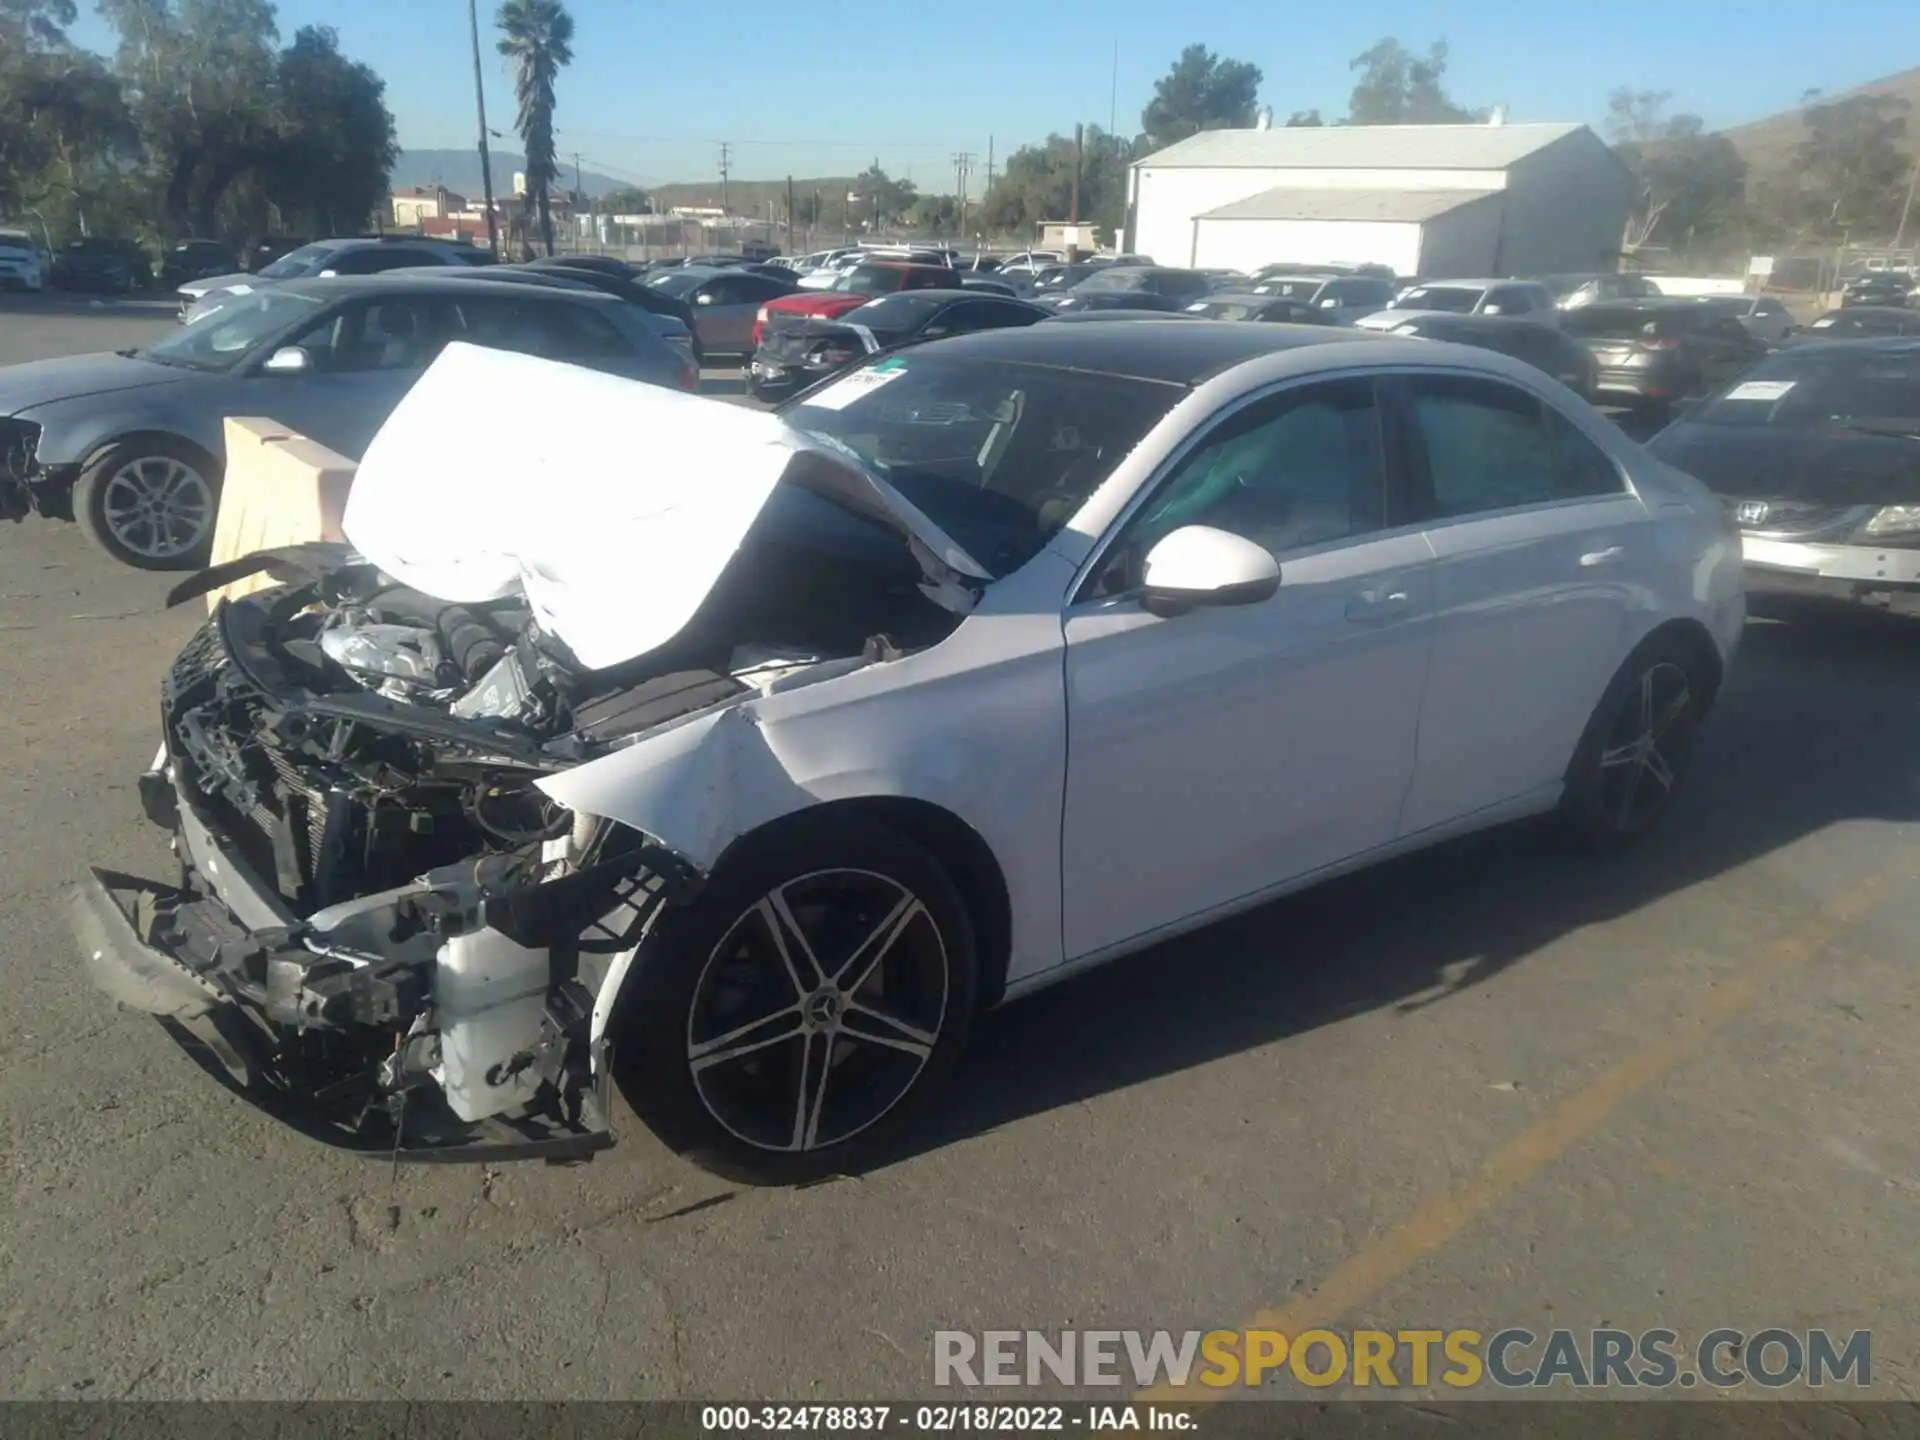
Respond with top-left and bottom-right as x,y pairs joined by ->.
0,418 -> 57,524
75,557 -> 727,1162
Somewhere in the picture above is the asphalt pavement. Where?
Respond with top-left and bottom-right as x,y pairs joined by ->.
3,299 -> 1920,1404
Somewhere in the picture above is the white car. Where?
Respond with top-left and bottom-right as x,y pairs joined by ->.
0,230 -> 49,292
74,326 -> 1744,1183
1355,279 -> 1560,330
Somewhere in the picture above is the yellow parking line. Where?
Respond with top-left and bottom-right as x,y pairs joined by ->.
1140,854 -> 1909,1402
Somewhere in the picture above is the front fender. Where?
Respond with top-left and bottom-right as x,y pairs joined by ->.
24,394 -> 227,470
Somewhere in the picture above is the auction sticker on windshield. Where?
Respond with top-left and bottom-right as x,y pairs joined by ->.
1724,379 -> 1796,402
802,359 -> 908,411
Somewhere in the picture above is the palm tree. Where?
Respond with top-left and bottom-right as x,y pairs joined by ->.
495,0 -> 574,256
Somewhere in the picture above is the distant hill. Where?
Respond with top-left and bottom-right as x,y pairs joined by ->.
1720,67 -> 1920,174
390,148 -> 630,199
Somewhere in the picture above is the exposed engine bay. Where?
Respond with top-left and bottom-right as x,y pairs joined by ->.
79,486 -> 965,1161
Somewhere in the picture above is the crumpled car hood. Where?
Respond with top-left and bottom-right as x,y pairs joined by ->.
341,341 -> 988,672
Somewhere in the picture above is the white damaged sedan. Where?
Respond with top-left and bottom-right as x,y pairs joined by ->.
74,325 -> 1744,1182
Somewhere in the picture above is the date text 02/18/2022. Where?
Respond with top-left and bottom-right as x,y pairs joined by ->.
700,1405 -> 1196,1432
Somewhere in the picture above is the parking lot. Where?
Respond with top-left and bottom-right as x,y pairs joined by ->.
6,298 -> 1920,1403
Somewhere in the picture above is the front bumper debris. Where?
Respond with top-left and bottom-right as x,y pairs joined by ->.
72,764 -> 695,1165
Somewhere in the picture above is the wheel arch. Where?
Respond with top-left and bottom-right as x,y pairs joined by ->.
1632,615 -> 1725,716
708,796 -> 1015,1011
79,428 -> 224,481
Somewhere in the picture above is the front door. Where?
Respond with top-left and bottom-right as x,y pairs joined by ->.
1388,371 -> 1652,834
237,296 -> 448,459
1059,376 -> 1436,960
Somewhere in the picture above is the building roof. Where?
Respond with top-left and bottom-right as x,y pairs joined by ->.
1196,187 -> 1503,224
1136,121 -> 1586,171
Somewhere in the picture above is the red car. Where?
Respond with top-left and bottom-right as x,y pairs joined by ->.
753,260 -> 961,347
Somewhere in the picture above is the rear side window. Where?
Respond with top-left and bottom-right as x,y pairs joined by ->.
1405,374 -> 1623,518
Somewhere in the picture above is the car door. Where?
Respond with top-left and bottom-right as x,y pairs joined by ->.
1059,376 -> 1437,960
236,296 -> 453,459
1388,371 -> 1653,835
687,274 -> 755,352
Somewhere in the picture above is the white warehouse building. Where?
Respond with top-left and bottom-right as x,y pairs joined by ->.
1125,117 -> 1631,280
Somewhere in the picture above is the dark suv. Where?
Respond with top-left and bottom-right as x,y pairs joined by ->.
1563,299 -> 1767,414
1842,272 -> 1914,309
50,238 -> 154,294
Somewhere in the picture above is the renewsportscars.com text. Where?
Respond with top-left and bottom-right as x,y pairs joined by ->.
933,1327 -> 1872,1390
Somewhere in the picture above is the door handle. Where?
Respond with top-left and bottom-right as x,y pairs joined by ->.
1345,589 -> 1411,622
1580,546 -> 1625,567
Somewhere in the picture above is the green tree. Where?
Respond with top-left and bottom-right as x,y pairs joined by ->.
850,164 -> 915,230
99,0 -> 283,236
267,26 -> 397,235
1140,44 -> 1262,152
600,184 -> 651,214
978,126 -> 1133,241
1606,88 -> 1746,252
1,2 -> 141,234
1796,93 -> 1911,236
495,0 -> 574,255
1346,38 -> 1480,124
1285,110 -> 1325,127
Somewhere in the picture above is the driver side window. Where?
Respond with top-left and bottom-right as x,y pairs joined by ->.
1089,378 -> 1388,596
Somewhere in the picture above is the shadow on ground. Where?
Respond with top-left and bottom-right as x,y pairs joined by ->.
905,602 -> 1920,1158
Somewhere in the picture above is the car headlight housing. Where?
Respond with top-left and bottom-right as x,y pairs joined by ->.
1864,505 -> 1920,536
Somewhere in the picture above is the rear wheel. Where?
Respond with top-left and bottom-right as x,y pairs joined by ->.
614,816 -> 979,1184
1560,633 -> 1707,846
72,437 -> 221,570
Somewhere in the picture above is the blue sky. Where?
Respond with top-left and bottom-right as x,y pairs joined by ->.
72,0 -> 1917,190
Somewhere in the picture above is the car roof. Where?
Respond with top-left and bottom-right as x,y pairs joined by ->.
1390,312 -> 1565,332
1820,305 -> 1914,316
277,274 -> 623,303
911,316 -> 1390,384
1198,292 -> 1308,307
859,289 -> 1038,305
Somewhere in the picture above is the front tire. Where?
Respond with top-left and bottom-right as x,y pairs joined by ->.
72,437 -> 221,570
614,815 -> 979,1184
1559,633 -> 1706,847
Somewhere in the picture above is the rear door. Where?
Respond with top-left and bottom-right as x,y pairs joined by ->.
1389,370 -> 1653,834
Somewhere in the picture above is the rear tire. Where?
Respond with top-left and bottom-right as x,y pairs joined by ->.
613,814 -> 979,1185
1559,632 -> 1707,848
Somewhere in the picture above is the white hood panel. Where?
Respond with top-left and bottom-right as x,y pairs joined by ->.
342,343 -> 975,672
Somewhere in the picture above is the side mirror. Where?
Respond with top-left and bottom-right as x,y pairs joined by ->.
1318,297 -> 1340,309
1481,304 -> 1505,315
695,292 -> 714,305
1139,525 -> 1280,617
263,345 -> 312,374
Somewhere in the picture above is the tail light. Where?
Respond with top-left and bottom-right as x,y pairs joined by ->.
678,362 -> 698,391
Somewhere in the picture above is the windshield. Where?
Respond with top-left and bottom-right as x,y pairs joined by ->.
1253,278 -> 1329,301
1191,300 -> 1259,321
257,242 -> 341,279
139,289 -> 322,370
1685,350 -> 1920,431
846,292 -> 946,332
643,270 -> 708,297
1073,269 -> 1149,294
1393,285 -> 1482,313
835,264 -> 914,294
783,353 -> 1183,577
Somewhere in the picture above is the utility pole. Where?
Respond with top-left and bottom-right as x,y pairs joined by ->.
1068,123 -> 1084,264
871,155 -> 881,236
1109,38 -> 1118,136
986,135 -> 994,190
718,143 -> 731,216
786,175 -> 795,254
952,151 -> 974,243
467,0 -> 499,257
1894,151 -> 1920,253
